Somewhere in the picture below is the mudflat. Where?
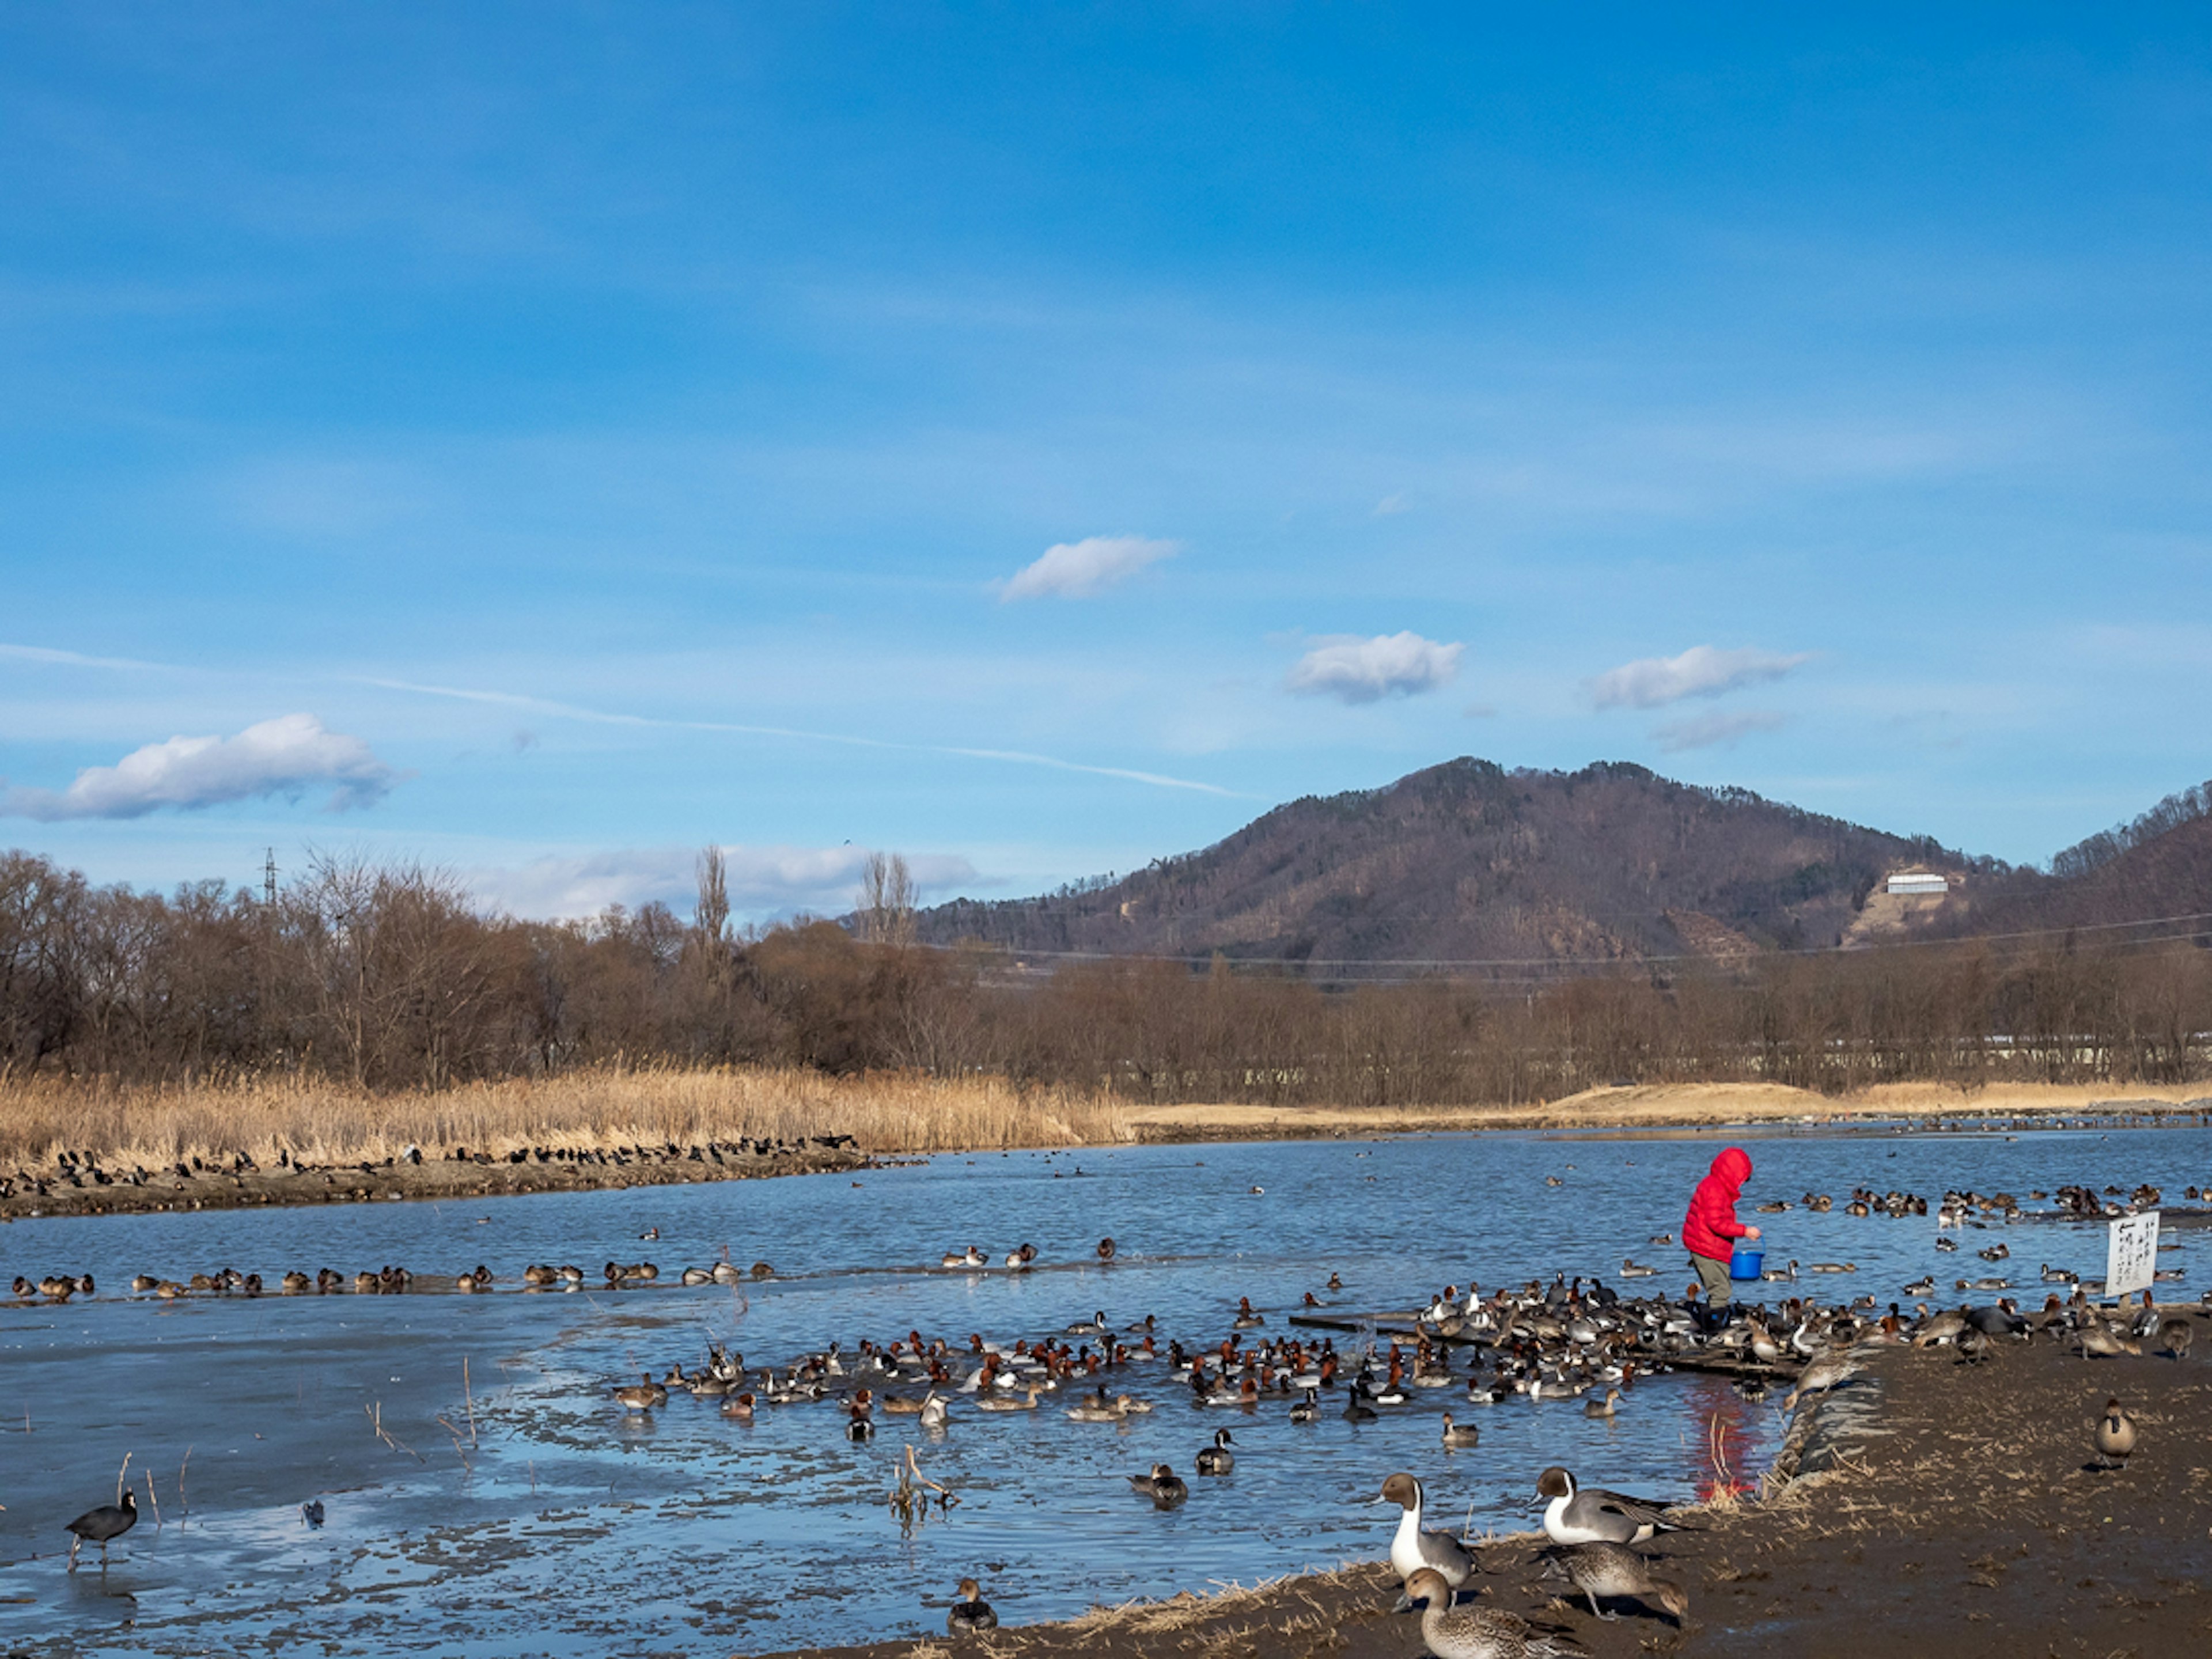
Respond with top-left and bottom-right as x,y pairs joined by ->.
771,1317 -> 2211,1659
0,1135 -> 868,1221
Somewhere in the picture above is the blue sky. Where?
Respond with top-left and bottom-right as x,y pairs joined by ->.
4,6 -> 2210,919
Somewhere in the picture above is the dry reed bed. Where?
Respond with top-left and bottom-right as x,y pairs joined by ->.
0,1068 -> 1139,1168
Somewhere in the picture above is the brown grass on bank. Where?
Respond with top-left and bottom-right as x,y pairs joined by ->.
7,1070 -> 2203,1172
0,1066 -> 1138,1169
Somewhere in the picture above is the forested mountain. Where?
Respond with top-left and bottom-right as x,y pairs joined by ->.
916,758 -> 1990,969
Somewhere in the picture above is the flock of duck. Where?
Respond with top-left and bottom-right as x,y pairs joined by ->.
17,1170 -> 2203,1656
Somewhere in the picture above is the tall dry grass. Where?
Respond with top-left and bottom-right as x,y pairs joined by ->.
0,1066 -> 1139,1169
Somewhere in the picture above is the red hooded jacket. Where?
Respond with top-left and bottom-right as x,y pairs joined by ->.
1683,1146 -> 1753,1262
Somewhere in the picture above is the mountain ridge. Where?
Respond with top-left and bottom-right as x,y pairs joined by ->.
914,757 -> 1999,969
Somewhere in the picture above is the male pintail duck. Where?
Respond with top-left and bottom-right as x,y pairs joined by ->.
1130,1463 -> 1187,1505
918,1392 -> 950,1429
1393,1569 -> 1584,1658
1378,1472 -> 1476,1588
1534,1467 -> 1680,1546
946,1577 -> 998,1635
1289,1387 -> 1320,1423
1065,1310 -> 1108,1334
1438,1413 -> 1482,1448
2093,1397 -> 2136,1470
1547,1540 -> 1689,1624
1195,1428 -> 1235,1474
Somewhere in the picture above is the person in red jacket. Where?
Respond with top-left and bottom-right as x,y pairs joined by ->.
1683,1146 -> 1761,1317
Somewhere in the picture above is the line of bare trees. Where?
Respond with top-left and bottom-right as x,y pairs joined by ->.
3,846 -> 2207,1099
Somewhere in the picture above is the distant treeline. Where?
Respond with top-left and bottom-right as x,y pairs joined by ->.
2,847 -> 2207,1100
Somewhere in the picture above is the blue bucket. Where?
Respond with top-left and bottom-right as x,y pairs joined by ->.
1729,1247 -> 1764,1282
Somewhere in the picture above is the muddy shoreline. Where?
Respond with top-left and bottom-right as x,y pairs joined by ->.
0,1136 -> 872,1222
766,1321 -> 2212,1659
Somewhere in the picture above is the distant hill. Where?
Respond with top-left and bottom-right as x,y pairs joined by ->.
915,757 -> 1986,969
1933,781 -> 2212,940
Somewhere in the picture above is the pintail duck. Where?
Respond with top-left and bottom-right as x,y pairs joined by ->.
946,1577 -> 998,1635
1289,1387 -> 1320,1423
1805,1262 -> 1856,1274
2093,1397 -> 2136,1470
2077,1323 -> 2141,1359
64,1489 -> 137,1570
1618,1260 -> 1657,1278
1195,1428 -> 1235,1474
1394,1569 -> 1582,1658
918,1392 -> 950,1429
1582,1388 -> 1622,1419
2157,1317 -> 2194,1361
1547,1540 -> 1689,1624
1535,1467 -> 1680,1546
1379,1472 -> 1476,1588
1438,1413 -> 1481,1448
613,1372 -> 668,1411
1065,1310 -> 1108,1335
1129,1463 -> 1187,1506
1782,1353 -> 1858,1411
975,1384 -> 1044,1411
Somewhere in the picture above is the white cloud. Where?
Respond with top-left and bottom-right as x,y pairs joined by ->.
1372,493 -> 1408,516
1,714 -> 399,820
1652,710 -> 1789,753
468,844 -> 984,922
1588,645 -> 1810,710
1286,632 -> 1464,704
997,535 -> 1177,601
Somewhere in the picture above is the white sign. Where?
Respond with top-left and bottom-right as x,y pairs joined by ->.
2106,1210 -> 2161,1300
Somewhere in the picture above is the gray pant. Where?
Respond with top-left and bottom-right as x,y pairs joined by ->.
1690,1252 -> 1734,1306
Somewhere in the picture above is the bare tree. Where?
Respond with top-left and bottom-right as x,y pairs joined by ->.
859,851 -> 917,949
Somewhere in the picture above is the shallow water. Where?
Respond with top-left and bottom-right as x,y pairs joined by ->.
1,1122 -> 2204,1656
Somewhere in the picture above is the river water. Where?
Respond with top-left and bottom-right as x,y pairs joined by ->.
1,1119 -> 2204,1656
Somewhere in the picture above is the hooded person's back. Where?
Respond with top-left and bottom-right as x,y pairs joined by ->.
1684,1146 -> 1753,1262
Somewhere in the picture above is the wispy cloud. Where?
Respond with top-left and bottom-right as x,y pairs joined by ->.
1372,493 -> 1408,516
1652,709 -> 1789,752
998,535 -> 1177,600
1588,645 -> 1810,710
361,676 -> 1240,795
1286,632 -> 1464,704
1,714 -> 400,820
469,844 -> 983,921
0,642 -> 169,672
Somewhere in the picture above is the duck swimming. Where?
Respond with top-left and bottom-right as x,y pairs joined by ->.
1195,1428 -> 1235,1474
1129,1463 -> 1187,1506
